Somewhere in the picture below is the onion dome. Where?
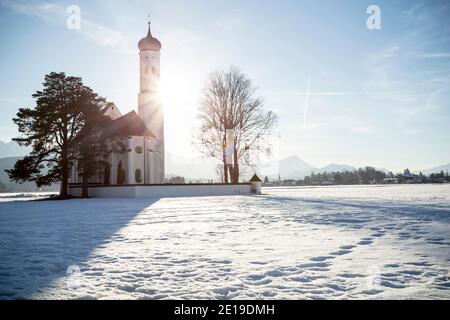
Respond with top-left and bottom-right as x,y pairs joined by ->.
138,21 -> 161,52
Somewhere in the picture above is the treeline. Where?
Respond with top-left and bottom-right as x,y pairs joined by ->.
267,166 -> 449,186
301,167 -> 389,185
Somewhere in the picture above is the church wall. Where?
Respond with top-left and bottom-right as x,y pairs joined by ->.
103,103 -> 122,120
68,183 -> 253,198
144,137 -> 155,184
69,160 -> 79,184
111,138 -> 128,185
126,136 -> 146,185
110,151 -> 117,185
70,136 -> 156,187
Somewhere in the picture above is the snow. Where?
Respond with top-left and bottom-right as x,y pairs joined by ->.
0,184 -> 449,299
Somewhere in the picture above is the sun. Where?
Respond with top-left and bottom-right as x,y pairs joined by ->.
157,73 -> 200,116
157,71 -> 201,157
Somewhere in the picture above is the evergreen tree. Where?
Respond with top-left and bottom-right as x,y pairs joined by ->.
6,72 -> 108,198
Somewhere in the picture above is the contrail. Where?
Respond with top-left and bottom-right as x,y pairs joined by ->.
303,76 -> 311,127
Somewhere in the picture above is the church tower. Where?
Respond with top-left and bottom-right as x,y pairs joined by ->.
138,21 -> 164,183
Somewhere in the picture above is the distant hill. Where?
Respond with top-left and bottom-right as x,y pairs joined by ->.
260,156 -> 450,180
0,141 -> 29,158
422,163 -> 450,175
260,157 -> 360,179
278,156 -> 316,178
165,154 -> 361,181
258,156 -> 315,179
317,163 -> 355,173
0,156 -> 58,192
0,156 -> 22,182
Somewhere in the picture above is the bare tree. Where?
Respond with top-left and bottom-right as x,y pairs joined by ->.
195,67 -> 277,183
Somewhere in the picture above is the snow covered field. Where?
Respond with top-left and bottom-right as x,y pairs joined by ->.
0,184 -> 449,299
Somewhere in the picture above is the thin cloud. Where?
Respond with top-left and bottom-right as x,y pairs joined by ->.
363,45 -> 401,93
267,91 -> 393,97
403,3 -> 425,17
418,52 -> 450,59
401,129 -> 424,136
302,122 -> 325,130
331,116 -> 375,135
373,46 -> 400,63
348,125 -> 374,135
395,86 -> 450,119
159,26 -> 203,53
216,16 -> 243,33
396,102 -> 436,118
82,20 -> 132,54
0,0 -> 133,54
0,97 -> 19,105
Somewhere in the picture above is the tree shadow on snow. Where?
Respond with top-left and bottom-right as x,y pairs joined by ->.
0,197 -> 159,299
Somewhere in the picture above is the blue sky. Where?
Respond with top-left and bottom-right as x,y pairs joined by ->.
0,0 -> 449,171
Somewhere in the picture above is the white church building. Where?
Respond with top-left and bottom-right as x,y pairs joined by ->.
68,21 -> 258,197
69,22 -> 165,185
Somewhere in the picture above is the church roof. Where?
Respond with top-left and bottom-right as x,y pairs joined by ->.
138,22 -> 161,52
102,111 -> 155,138
249,174 -> 262,182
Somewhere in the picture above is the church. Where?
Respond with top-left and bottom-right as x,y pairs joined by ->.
69,21 -> 165,185
67,21 -> 260,197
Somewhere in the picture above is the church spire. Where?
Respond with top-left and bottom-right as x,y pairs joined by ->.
138,17 -> 161,51
147,14 -> 152,37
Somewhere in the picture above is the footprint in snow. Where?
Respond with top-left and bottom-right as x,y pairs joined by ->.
330,249 -> 352,256
357,240 -> 373,245
310,256 -> 334,262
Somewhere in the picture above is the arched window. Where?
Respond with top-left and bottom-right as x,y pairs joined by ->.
135,169 -> 142,183
152,66 -> 156,74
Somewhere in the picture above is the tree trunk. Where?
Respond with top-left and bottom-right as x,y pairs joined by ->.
232,146 -> 239,183
223,160 -> 228,183
227,164 -> 233,184
81,165 -> 89,198
60,150 -> 69,198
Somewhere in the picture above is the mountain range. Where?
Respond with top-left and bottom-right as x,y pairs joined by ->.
0,156 -> 59,192
168,154 -> 450,180
262,156 -> 358,179
422,163 -> 450,175
0,140 -> 29,158
0,141 -> 448,183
